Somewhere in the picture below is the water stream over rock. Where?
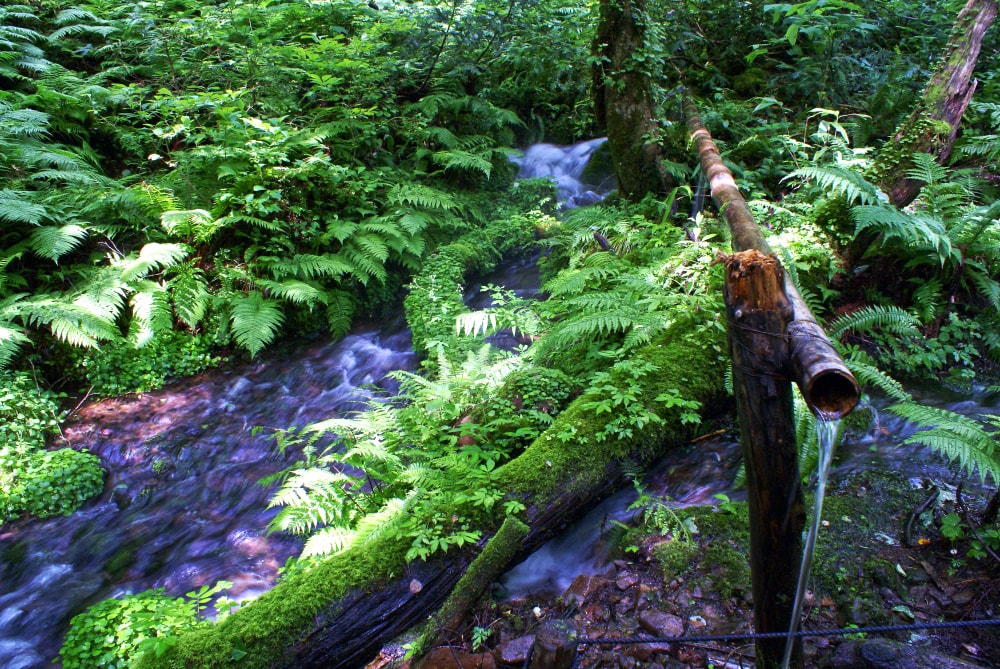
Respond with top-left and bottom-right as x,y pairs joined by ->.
0,321 -> 418,669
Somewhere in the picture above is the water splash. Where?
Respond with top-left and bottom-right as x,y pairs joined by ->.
781,414 -> 841,669
510,138 -> 614,208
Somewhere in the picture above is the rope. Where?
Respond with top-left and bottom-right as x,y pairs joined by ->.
520,618 -> 1000,669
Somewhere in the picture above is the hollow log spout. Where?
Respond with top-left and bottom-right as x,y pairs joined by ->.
684,95 -> 860,419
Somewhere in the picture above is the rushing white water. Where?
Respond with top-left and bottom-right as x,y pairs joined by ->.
781,416 -> 841,669
510,138 -> 614,208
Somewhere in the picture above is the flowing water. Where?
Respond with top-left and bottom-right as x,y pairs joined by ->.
782,416 -> 841,669
510,138 -> 614,209
0,321 -> 418,668
0,140 -> 605,669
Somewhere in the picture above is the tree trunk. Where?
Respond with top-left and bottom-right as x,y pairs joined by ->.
593,0 -> 676,199
873,0 -> 998,208
136,324 -> 725,669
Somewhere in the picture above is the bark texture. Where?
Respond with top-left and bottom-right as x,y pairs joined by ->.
875,0 -> 998,208
593,0 -> 675,199
723,251 -> 803,669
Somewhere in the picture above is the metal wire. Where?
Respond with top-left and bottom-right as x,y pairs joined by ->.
578,617 -> 1000,646
521,618 -> 1000,668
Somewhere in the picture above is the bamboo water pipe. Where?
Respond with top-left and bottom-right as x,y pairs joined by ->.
683,96 -> 860,418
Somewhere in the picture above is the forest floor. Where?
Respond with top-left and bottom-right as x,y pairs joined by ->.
369,424 -> 1000,669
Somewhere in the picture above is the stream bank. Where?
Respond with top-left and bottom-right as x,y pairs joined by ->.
373,417 -> 1000,669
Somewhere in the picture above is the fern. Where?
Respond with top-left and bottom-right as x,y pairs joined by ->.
0,190 -> 46,225
168,265 -> 209,330
387,183 -> 457,210
26,224 -> 87,262
229,291 -> 284,357
852,205 -> 951,265
784,165 -> 884,205
826,304 -> 920,339
116,243 -> 189,283
886,404 -> 1000,485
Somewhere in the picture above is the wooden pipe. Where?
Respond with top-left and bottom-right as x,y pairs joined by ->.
684,95 -> 860,418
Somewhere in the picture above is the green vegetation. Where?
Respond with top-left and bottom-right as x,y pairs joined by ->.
1,0 -> 998,665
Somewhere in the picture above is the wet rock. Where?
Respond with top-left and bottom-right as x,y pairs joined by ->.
493,635 -> 533,665
564,574 -> 608,607
624,642 -> 673,662
952,588 -> 975,605
637,610 -> 684,638
585,603 -> 610,622
820,639 -> 985,669
414,647 -> 495,669
618,655 -> 637,669
616,572 -> 639,590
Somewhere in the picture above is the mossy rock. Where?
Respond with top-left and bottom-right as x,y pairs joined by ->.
579,141 -> 615,190
733,67 -> 768,97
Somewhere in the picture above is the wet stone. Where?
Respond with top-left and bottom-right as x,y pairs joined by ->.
492,635 -> 533,665
564,574 -> 608,606
414,647 -> 495,669
952,588 -> 975,605
616,572 -> 639,590
637,610 -> 684,638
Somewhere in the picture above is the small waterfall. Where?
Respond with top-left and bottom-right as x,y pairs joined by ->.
510,138 -> 614,208
782,415 -> 841,669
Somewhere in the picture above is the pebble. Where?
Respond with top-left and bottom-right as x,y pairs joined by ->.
638,610 -> 685,637
492,635 -> 533,665
616,572 -> 639,590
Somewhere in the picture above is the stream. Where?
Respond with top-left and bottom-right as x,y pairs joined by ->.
1,140 -> 995,669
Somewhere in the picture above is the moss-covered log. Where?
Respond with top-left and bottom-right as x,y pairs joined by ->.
135,320 -> 725,669
872,0 -> 997,208
593,0 -> 677,200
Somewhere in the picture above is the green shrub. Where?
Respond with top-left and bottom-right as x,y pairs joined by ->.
7,448 -> 105,521
61,589 -> 202,669
69,333 -> 222,396
0,372 -> 63,456
0,374 -> 102,525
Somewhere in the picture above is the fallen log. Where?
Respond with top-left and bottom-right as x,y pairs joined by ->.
136,321 -> 726,669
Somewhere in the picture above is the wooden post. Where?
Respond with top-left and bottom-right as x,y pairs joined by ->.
723,251 -> 805,669
529,620 -> 579,669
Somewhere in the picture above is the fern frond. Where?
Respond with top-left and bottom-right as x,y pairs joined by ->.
117,243 -> 189,283
432,149 -> 493,177
0,190 -> 46,225
128,282 -> 173,347
256,279 -> 323,306
169,265 -> 209,330
887,403 -> 1000,485
27,224 -> 87,262
230,291 -> 284,357
785,166 -> 883,205
826,305 -> 920,339
387,183 -> 457,210
259,253 -> 354,281
905,152 -> 949,186
301,526 -> 357,558
839,351 -> 911,401
0,318 -> 32,370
